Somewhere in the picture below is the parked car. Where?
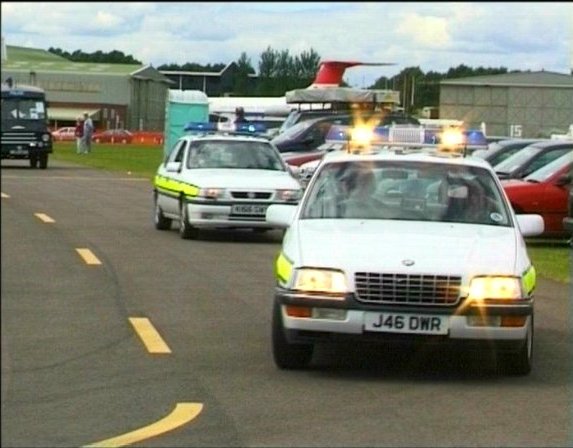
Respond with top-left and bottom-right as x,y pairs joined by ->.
502,151 -> 572,237
494,140 -> 573,180
564,188 -> 573,240
274,112 -> 421,166
473,138 -> 544,167
92,129 -> 134,144
51,126 -> 76,141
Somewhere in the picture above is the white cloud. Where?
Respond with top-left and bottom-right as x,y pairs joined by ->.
2,1 -> 571,87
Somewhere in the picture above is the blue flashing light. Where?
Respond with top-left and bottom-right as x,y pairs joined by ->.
235,122 -> 267,134
465,130 -> 487,146
184,122 -> 218,132
325,125 -> 349,142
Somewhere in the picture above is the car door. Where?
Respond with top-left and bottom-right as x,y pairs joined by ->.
539,165 -> 572,234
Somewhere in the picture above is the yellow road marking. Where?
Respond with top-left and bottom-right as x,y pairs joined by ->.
84,402 -> 203,447
35,213 -> 55,223
1,192 -> 10,198
76,248 -> 102,265
129,317 -> 172,354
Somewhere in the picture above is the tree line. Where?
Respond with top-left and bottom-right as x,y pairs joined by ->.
48,46 -> 517,109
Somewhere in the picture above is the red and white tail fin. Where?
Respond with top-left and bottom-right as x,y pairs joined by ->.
307,60 -> 396,89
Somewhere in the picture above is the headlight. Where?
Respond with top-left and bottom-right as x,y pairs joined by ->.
197,188 -> 224,199
467,276 -> 522,301
276,189 -> 301,202
42,133 -> 51,142
293,268 -> 347,295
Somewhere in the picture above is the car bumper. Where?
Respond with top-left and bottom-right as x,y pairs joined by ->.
1,144 -> 53,159
185,201 -> 277,229
275,289 -> 533,344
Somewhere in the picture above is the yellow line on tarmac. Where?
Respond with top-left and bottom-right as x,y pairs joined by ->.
84,402 -> 204,447
129,317 -> 172,354
1,192 -> 10,198
76,248 -> 102,265
35,213 -> 55,223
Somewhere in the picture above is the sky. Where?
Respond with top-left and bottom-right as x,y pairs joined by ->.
2,2 -> 572,88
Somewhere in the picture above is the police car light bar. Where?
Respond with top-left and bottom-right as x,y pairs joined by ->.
325,124 -> 488,152
184,121 -> 268,135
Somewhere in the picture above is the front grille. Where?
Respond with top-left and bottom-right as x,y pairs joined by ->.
355,272 -> 462,306
1,132 -> 37,146
231,191 -> 272,200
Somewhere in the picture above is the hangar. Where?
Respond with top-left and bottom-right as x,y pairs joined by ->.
439,71 -> 573,138
1,44 -> 174,131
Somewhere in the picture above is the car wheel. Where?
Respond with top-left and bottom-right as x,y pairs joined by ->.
179,200 -> 199,240
154,194 -> 172,230
499,315 -> 533,376
29,155 -> 38,168
39,154 -> 48,169
272,301 -> 313,369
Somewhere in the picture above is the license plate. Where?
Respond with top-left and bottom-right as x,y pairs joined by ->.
364,312 -> 449,335
231,204 -> 267,216
10,148 -> 27,155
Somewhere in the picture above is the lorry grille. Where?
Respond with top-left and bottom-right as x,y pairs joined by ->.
1,132 -> 37,146
355,272 -> 462,306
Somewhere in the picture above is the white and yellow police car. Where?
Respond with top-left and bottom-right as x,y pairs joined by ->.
153,123 -> 302,239
266,126 -> 544,374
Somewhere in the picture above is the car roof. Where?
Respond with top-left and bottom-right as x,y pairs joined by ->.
495,138 -> 544,148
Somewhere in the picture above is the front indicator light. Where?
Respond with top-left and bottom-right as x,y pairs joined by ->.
293,268 -> 347,295
467,277 -> 522,301
285,305 -> 312,318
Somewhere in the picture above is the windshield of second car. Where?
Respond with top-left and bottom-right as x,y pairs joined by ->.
494,146 -> 540,173
272,119 -> 318,144
187,140 -> 286,171
524,151 -> 573,182
301,160 -> 511,226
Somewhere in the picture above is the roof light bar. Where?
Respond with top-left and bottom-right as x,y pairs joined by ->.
184,121 -> 268,136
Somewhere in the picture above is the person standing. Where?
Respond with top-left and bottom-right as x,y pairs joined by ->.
234,107 -> 248,124
82,112 -> 94,154
74,116 -> 84,154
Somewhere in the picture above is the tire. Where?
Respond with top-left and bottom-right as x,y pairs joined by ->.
179,201 -> 199,240
154,194 -> 172,230
499,315 -> 533,376
272,302 -> 313,369
29,155 -> 38,168
39,154 -> 48,169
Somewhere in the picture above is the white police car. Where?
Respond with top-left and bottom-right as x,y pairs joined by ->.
153,123 -> 302,239
266,127 -> 544,374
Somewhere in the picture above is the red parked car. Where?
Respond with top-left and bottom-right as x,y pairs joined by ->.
502,151 -> 572,237
92,129 -> 133,144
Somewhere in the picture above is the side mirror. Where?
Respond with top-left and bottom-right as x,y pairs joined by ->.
516,214 -> 544,237
555,173 -> 572,187
165,161 -> 181,173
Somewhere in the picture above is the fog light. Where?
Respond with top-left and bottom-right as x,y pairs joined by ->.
500,316 -> 527,327
312,308 -> 347,320
285,305 -> 312,318
467,315 -> 501,327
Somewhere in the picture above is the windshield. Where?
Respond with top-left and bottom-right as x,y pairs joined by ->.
494,146 -> 541,173
1,98 -> 46,120
186,140 -> 286,171
301,160 -> 511,226
524,151 -> 573,183
272,118 -> 320,144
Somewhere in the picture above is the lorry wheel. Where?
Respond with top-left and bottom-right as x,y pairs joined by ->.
39,154 -> 48,169
29,155 -> 38,168
272,302 -> 313,369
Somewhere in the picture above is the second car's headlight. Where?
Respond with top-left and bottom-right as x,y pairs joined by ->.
467,276 -> 522,301
276,189 -> 302,202
197,188 -> 225,199
293,268 -> 348,295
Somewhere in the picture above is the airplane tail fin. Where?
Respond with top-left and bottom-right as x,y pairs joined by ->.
307,61 -> 396,89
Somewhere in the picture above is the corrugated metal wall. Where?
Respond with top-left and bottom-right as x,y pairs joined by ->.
129,78 -> 169,131
440,85 -> 573,138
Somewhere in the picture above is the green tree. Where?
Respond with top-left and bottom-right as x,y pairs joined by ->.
233,52 -> 255,96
